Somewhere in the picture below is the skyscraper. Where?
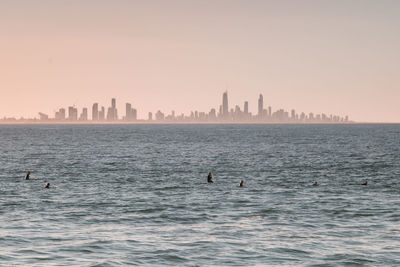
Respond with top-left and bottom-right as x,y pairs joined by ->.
55,108 -> 66,120
258,94 -> 263,119
106,107 -> 114,121
126,103 -> 132,121
80,108 -> 88,121
107,98 -> 118,121
99,106 -> 105,121
244,101 -> 249,114
59,108 -> 66,120
68,106 -> 78,121
92,103 -> 99,121
291,109 -> 296,121
222,91 -> 229,118
125,102 -> 137,122
131,108 -> 137,121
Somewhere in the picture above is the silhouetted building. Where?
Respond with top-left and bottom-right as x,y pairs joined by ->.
258,94 -> 263,119
106,98 -> 118,121
99,106 -> 105,121
132,108 -> 137,121
68,106 -> 78,121
209,108 -> 216,120
125,103 -> 137,121
92,103 -> 99,121
55,108 -> 66,120
106,107 -> 113,121
80,108 -> 88,121
155,110 -> 164,121
38,112 -> 48,121
300,112 -> 305,121
291,109 -> 296,120
244,101 -> 248,115
148,112 -> 153,121
126,103 -> 132,121
222,91 -> 229,119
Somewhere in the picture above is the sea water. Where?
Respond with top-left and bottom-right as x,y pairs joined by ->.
0,124 -> 399,266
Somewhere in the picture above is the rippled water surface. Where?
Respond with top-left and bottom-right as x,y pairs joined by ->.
0,124 -> 399,266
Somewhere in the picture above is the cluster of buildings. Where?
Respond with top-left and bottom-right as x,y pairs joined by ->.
150,92 -> 349,123
1,92 -> 349,123
48,98 -> 137,122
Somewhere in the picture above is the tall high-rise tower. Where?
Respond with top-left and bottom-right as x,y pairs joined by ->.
126,103 -> 132,121
80,108 -> 88,121
92,103 -> 99,121
222,91 -> 229,118
68,106 -> 78,121
107,98 -> 118,121
244,101 -> 249,114
258,94 -> 264,118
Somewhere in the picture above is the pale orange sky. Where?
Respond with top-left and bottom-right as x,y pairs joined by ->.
1,0 -> 399,122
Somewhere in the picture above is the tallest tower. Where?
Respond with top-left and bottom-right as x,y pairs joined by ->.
222,91 -> 229,118
258,94 -> 264,119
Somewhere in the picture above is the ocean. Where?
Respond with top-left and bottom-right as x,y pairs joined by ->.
0,124 -> 399,266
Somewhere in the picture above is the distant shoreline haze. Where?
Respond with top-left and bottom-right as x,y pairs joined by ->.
1,92 -> 351,124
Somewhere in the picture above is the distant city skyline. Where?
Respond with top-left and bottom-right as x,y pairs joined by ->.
1,92 -> 350,123
1,1 -> 399,122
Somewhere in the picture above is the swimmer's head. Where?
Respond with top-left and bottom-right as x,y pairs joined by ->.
45,183 -> 50,188
239,180 -> 244,187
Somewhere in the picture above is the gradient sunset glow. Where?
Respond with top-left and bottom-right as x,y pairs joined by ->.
1,0 -> 399,122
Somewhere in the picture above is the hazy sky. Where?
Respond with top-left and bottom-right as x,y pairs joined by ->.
1,0 -> 399,122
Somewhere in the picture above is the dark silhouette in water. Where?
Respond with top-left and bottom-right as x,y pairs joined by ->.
207,172 -> 213,183
313,181 -> 318,186
25,171 -> 30,180
45,183 -> 50,189
238,180 -> 244,187
348,180 -> 368,186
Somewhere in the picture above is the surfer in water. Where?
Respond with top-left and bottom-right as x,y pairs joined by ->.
25,171 -> 30,180
348,180 -> 368,186
238,180 -> 244,187
44,183 -> 50,189
207,172 -> 213,183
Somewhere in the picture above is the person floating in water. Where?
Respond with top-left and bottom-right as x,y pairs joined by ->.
207,172 -> 213,183
45,183 -> 50,189
25,171 -> 30,180
348,180 -> 368,186
313,181 -> 318,186
238,180 -> 244,187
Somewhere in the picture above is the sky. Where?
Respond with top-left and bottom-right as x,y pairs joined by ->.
0,0 -> 399,122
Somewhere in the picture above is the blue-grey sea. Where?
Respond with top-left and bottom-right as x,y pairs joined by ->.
0,124 -> 399,266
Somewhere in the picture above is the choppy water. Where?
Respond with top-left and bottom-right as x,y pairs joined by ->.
0,124 -> 399,266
